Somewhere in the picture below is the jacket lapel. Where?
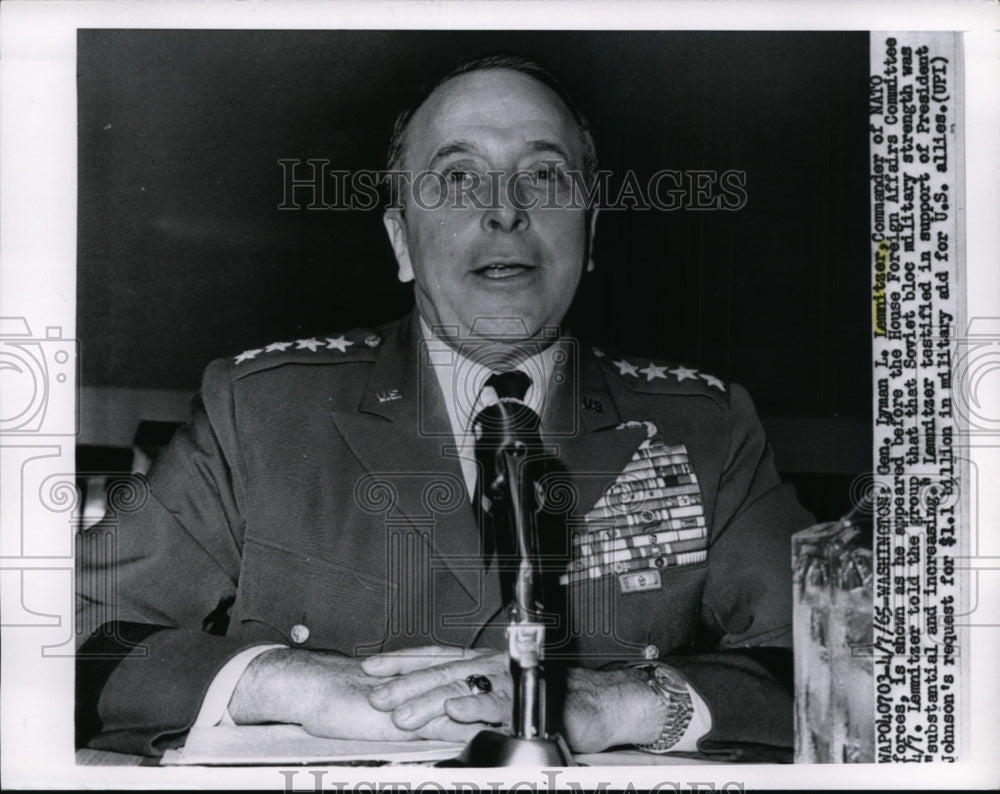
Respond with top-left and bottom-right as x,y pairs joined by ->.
328,315 -> 501,637
542,347 -> 649,524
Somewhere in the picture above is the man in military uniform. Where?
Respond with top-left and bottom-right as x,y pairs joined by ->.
76,54 -> 813,761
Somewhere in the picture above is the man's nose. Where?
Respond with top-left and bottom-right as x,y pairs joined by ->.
481,175 -> 530,232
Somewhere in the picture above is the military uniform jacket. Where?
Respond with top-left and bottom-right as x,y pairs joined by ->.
77,312 -> 814,760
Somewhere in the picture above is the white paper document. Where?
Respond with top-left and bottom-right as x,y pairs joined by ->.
160,725 -> 714,767
161,725 -> 464,766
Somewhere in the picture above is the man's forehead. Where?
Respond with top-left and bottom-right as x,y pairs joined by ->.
405,68 -> 580,163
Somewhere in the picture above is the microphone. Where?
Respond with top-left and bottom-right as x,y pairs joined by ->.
499,435 -> 547,741
439,429 -> 574,766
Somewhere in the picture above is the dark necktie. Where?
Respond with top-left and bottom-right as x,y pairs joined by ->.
472,370 -> 541,598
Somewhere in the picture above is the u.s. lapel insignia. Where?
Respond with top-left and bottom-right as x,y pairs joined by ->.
559,422 -> 708,589
376,388 -> 401,403
583,397 -> 604,414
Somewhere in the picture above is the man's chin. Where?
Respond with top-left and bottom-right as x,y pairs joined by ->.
466,316 -> 538,340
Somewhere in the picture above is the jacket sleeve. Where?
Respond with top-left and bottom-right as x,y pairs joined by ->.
665,383 -> 815,762
76,359 -> 262,756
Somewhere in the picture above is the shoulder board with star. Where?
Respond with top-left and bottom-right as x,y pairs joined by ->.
227,329 -> 384,378
590,346 -> 727,400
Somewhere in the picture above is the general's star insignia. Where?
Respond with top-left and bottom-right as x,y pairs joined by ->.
326,335 -> 354,352
613,359 -> 639,377
234,348 -> 263,364
639,363 -> 668,382
592,347 -> 606,358
669,366 -> 698,382
295,337 -> 323,351
700,373 -> 725,391
264,341 -> 292,353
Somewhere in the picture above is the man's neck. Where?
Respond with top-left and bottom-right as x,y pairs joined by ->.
418,319 -> 562,369
417,315 -> 566,430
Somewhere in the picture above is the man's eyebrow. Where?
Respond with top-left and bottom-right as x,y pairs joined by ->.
428,139 -> 573,168
525,139 -> 571,161
429,141 -> 477,167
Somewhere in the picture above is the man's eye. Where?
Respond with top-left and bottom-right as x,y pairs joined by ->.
534,163 -> 564,182
446,170 -> 476,188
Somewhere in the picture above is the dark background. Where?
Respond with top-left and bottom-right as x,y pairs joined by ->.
77,30 -> 872,519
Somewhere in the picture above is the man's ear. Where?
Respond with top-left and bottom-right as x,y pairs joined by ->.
586,207 -> 599,273
383,209 -> 414,283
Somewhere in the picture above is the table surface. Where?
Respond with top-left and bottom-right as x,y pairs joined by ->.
76,747 -> 713,767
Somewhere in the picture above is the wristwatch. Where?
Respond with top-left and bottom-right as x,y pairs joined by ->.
631,663 -> 695,753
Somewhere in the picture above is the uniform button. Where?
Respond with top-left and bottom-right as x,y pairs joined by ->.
364,334 -> 381,348
290,624 -> 310,644
643,644 -> 659,660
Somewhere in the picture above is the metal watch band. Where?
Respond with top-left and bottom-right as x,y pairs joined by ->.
632,663 -> 695,753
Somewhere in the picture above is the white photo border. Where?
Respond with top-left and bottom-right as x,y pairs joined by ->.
1,1 -> 997,789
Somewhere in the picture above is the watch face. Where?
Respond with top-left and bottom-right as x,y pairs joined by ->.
651,664 -> 690,696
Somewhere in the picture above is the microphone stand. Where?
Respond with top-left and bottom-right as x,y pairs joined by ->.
442,437 -> 574,767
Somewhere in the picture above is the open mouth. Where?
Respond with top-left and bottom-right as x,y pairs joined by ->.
473,262 -> 536,279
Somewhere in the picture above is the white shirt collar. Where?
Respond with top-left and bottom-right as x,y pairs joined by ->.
418,317 -> 563,439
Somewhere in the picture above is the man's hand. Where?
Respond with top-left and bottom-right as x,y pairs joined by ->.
360,646 -> 512,731
359,645 -> 667,754
562,666 -> 665,753
227,648 -> 485,743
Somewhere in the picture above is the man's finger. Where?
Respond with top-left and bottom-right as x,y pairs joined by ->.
416,714 -> 486,744
368,662 -> 462,710
360,645 -> 476,676
387,680 -> 472,730
369,655 -> 510,712
444,692 -> 507,726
